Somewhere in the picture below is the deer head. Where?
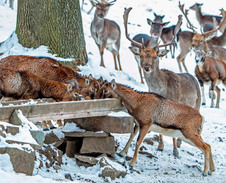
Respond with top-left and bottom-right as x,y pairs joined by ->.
93,0 -> 116,18
123,7 -> 182,72
147,19 -> 170,38
179,2 -> 226,53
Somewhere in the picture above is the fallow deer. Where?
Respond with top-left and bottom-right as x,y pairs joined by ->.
104,79 -> 215,176
128,9 -> 169,83
124,8 -> 202,157
0,67 -> 80,102
189,3 -> 222,27
90,0 -> 122,70
194,49 -> 226,108
0,55 -> 101,99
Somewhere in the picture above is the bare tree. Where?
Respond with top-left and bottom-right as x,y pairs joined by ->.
16,0 -> 87,65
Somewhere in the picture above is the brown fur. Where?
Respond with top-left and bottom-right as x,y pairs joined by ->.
0,67 -> 79,102
194,51 -> 226,108
106,80 -> 214,176
0,55 -> 100,99
91,1 -> 122,70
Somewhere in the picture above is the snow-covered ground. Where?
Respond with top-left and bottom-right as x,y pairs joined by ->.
0,0 -> 226,182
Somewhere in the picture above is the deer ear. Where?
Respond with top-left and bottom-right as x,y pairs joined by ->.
67,84 -> 73,93
88,74 -> 93,80
158,49 -> 169,57
162,21 -> 170,27
111,79 -> 116,90
161,15 -> 165,19
65,79 -> 79,89
129,46 -> 140,54
204,34 -> 215,41
147,18 -> 152,26
85,78 -> 90,87
153,12 -> 157,17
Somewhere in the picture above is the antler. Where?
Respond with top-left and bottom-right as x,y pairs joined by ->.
158,14 -> 183,48
108,0 -> 117,4
202,8 -> 226,39
179,1 -> 197,33
123,7 -> 143,48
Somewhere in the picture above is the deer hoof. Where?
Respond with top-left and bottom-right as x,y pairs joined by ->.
43,128 -> 49,131
117,152 -> 125,158
202,172 -> 208,176
202,102 -> 206,106
173,149 -> 179,157
157,148 -> 163,151
50,126 -> 57,130
129,165 -> 134,170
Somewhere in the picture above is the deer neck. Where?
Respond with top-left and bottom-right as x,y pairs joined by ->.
195,7 -> 204,25
93,11 -> 105,32
114,84 -> 141,114
143,64 -> 166,93
147,36 -> 159,48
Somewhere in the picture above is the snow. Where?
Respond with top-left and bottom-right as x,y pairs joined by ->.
0,0 -> 226,182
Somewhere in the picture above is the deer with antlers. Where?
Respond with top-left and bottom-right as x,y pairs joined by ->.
176,3 -> 226,73
128,10 -> 170,84
123,7 -> 202,158
90,0 -> 122,71
103,79 -> 214,176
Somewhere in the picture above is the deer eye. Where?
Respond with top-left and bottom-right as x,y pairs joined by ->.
200,40 -> 203,43
104,89 -> 109,94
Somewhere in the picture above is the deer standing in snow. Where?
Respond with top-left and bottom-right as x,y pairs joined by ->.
90,0 -> 122,70
124,7 -> 202,157
128,10 -> 169,84
194,49 -> 226,108
104,79 -> 214,176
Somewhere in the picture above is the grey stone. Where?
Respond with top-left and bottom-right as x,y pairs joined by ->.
6,126 -> 19,135
44,131 -> 61,144
80,136 -> 115,155
30,130 -> 45,146
0,147 -> 35,175
99,156 -> 127,180
9,110 -> 23,125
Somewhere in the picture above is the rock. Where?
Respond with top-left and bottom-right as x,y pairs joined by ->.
74,154 -> 98,167
65,173 -> 73,181
80,136 -> 115,155
0,147 -> 35,175
9,110 -> 23,125
53,165 -> 61,170
44,131 -> 61,144
143,137 -> 154,145
30,130 -> 45,146
6,126 -> 19,135
99,156 -> 127,180
39,145 -> 63,168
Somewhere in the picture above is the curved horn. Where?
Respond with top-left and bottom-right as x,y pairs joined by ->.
123,7 -> 143,48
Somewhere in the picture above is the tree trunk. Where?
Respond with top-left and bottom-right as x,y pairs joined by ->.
16,0 -> 87,65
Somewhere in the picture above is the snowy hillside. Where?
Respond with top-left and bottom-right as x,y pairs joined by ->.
0,0 -> 226,182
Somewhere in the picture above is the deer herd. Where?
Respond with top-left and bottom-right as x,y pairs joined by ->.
1,0 -> 225,176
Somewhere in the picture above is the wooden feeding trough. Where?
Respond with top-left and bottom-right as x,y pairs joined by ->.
0,98 -> 134,157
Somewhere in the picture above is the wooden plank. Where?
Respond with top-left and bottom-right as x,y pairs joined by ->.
64,131 -> 109,138
0,99 -> 125,122
0,98 -> 56,106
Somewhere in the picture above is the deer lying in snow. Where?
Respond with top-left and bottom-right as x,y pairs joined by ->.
104,79 -> 215,176
0,67 -> 80,102
124,7 -> 201,157
194,49 -> 226,108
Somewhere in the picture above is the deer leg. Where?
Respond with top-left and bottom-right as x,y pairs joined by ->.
119,121 -> 139,156
172,44 -> 175,59
215,86 -> 221,108
176,55 -> 183,72
177,138 -> 182,148
129,124 -> 151,168
210,80 -> 217,108
117,53 -> 122,71
200,84 -> 206,106
47,120 -> 56,129
188,134 -> 213,176
173,138 -> 179,157
138,67 -> 144,84
57,119 -> 64,127
157,134 -> 164,151
98,45 -> 105,67
42,121 -> 49,131
181,58 -> 188,73
112,50 -> 119,70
